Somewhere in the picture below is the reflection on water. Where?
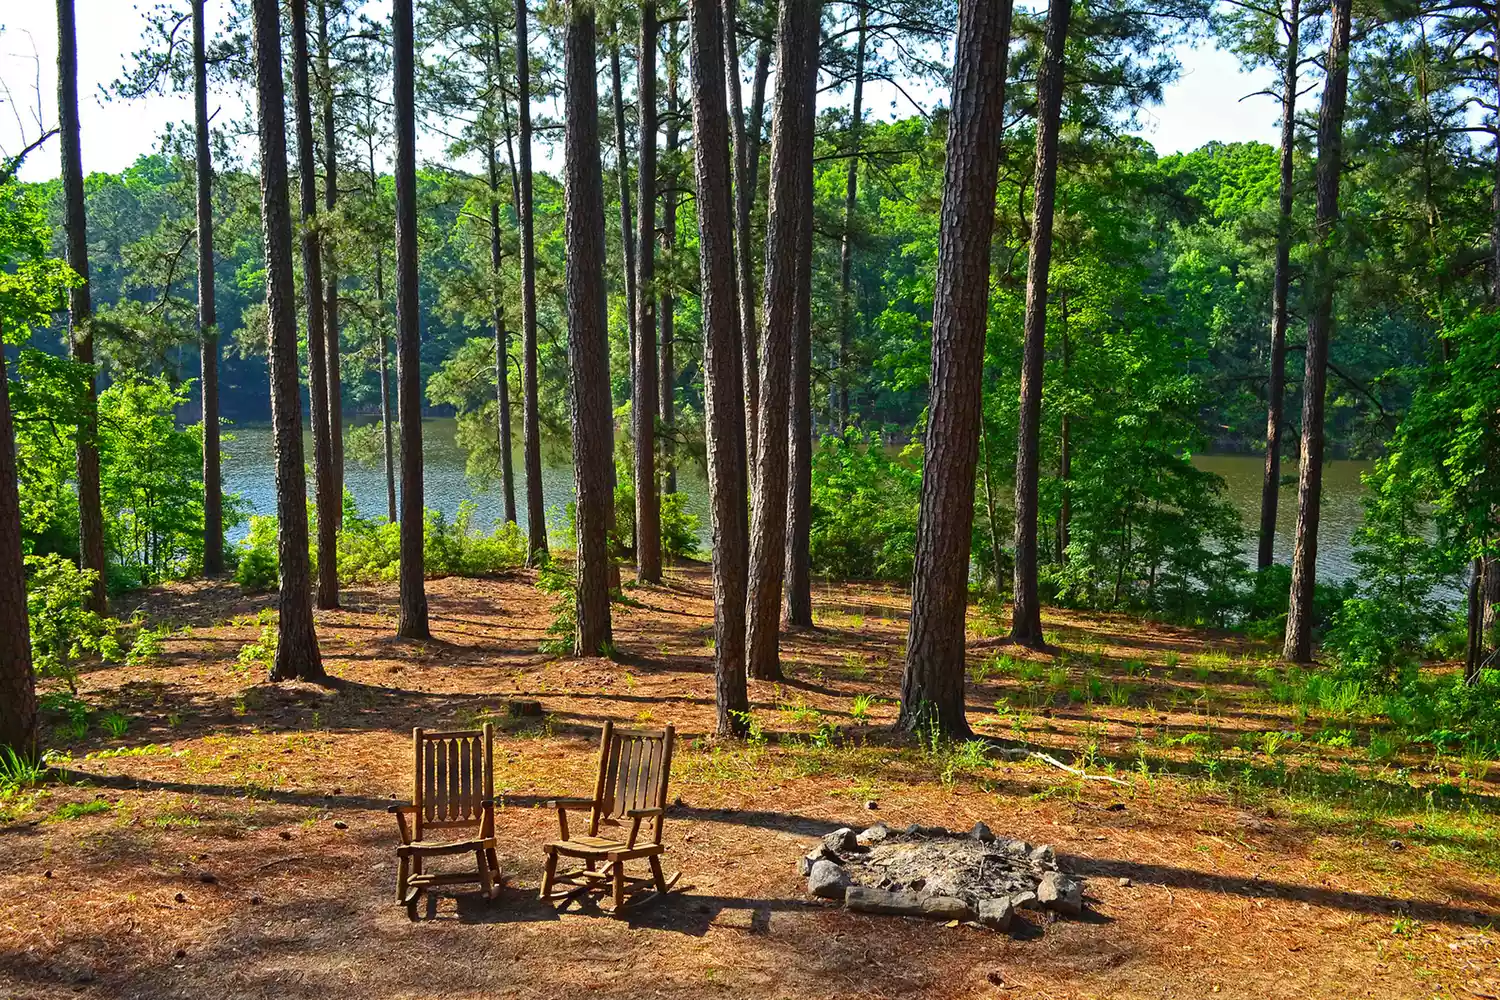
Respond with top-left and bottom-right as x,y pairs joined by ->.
1193,454 -> 1372,584
224,423 -> 1380,588
222,418 -> 711,546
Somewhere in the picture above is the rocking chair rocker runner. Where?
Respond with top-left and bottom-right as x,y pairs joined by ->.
540,722 -> 681,911
389,724 -> 501,919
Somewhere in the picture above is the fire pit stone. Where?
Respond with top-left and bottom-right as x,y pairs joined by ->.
800,821 -> 1087,933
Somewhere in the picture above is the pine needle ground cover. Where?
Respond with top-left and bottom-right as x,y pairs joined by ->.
2,567 -> 1497,999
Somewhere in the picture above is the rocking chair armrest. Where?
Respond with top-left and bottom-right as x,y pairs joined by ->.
544,797 -> 595,810
386,803 -> 416,814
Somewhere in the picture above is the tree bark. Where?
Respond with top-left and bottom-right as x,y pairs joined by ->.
726,0 -> 761,476
834,2 -> 867,430
635,1 -> 662,582
783,36 -> 817,631
318,0 -> 344,524
369,139 -> 398,525
899,0 -> 1012,736
747,39 -> 771,215
193,0 -> 223,577
564,0 -> 615,656
690,0 -> 752,735
1058,296 -> 1071,565
56,0 -> 108,615
488,140 -> 518,523
1282,0 -> 1352,663
1259,0 -> 1300,572
746,0 -> 820,682
252,0 -> 325,682
0,344 -> 36,758
516,0 -> 549,562
660,26 -> 682,498
393,0 -> 429,639
1009,0 -> 1070,649
292,0 -> 339,611
610,32 -> 639,380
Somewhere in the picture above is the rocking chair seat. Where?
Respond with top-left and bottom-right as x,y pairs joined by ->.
545,835 -> 664,861
398,835 -> 498,858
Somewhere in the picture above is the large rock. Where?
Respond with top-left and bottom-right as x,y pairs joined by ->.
859,822 -> 891,845
976,897 -> 1014,931
798,844 -> 840,876
808,860 -> 852,900
1011,890 -> 1040,911
1029,844 -> 1056,866
920,896 -> 972,921
969,821 -> 995,843
822,827 -> 859,853
845,886 -> 926,916
1037,872 -> 1084,916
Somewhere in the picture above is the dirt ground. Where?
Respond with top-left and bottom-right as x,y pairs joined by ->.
3,564 -> 1499,999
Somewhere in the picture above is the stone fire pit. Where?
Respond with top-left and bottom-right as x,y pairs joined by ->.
798,822 -> 1085,932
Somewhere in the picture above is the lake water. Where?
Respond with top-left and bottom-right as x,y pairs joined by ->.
223,420 -> 1375,585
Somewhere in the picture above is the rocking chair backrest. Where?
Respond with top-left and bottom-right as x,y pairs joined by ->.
588,721 -> 674,842
412,724 -> 494,843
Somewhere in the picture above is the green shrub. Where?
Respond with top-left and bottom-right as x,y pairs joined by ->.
26,554 -> 122,690
808,434 -> 921,580
536,560 -> 577,654
660,492 -> 701,560
234,515 -> 280,591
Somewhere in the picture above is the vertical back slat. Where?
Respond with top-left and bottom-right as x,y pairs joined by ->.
444,740 -> 456,815
656,726 -> 675,842
590,721 -> 615,835
413,727 -> 425,840
435,737 -> 449,822
459,736 -> 472,820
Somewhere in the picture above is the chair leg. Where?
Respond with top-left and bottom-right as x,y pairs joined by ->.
487,848 -> 501,882
612,861 -> 626,911
540,851 -> 558,901
477,848 -> 495,900
397,854 -> 409,905
649,855 -> 669,893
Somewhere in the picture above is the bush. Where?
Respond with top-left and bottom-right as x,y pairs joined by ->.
660,492 -> 701,560
243,500 -> 527,588
26,554 -> 122,690
808,434 -> 921,580
234,515 -> 280,591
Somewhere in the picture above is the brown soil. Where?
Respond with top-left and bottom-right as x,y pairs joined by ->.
3,565 -> 1499,999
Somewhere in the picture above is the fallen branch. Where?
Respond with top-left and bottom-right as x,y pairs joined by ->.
1027,751 -> 1131,787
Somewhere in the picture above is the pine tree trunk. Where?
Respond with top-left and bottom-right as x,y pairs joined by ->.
318,0 -> 344,523
0,344 -> 36,757
292,0 -> 339,611
635,1 -> 663,582
193,0 -> 223,577
564,0 -> 615,656
1058,300 -> 1071,566
252,0 -> 325,682
610,34 -> 638,380
393,0 -> 429,639
516,0 -> 549,563
660,27 -> 682,498
725,0 -> 761,476
899,0 -> 1013,736
1009,0 -> 1070,649
835,3 -> 866,430
1283,0 -> 1352,663
690,0 -> 752,735
746,0 -> 820,681
782,38 -> 817,631
747,39 -> 771,211
488,141 -> 518,524
56,0 -> 108,615
1259,0 -> 1299,571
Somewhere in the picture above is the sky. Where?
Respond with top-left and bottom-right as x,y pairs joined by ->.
1,2 -> 1282,185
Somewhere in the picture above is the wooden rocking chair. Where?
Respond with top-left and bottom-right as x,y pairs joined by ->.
540,722 -> 681,912
388,724 -> 501,919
